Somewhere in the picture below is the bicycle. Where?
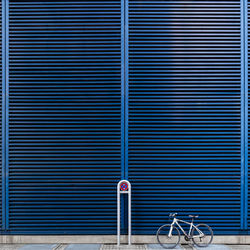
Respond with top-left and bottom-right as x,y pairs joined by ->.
156,213 -> 213,249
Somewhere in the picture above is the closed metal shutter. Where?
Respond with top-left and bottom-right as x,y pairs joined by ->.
8,0 -> 121,234
0,0 -> 247,236
129,0 -> 242,234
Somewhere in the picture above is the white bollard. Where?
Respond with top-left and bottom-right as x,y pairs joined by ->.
117,180 -> 131,246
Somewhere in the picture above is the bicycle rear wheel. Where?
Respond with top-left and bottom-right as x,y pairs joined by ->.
156,224 -> 180,249
191,223 -> 213,247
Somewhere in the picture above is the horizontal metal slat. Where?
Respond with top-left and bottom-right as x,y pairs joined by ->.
9,0 -> 121,234
129,0 -> 241,235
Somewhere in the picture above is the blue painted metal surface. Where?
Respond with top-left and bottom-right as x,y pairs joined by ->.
243,0 -> 249,231
0,0 -> 249,236
128,0 -> 243,235
240,0 -> 248,230
121,0 -> 129,181
121,0 -> 126,231
7,0 -> 122,234
121,0 -> 126,181
1,0 -> 9,231
124,0 -> 129,181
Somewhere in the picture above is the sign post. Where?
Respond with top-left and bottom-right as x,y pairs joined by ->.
117,180 -> 131,246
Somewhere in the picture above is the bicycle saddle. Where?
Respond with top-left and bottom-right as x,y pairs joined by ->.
189,215 -> 199,218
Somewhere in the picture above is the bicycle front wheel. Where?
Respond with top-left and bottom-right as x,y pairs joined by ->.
156,224 -> 180,249
191,223 -> 213,247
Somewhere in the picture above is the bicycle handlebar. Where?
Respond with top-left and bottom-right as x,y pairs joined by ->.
169,213 -> 178,218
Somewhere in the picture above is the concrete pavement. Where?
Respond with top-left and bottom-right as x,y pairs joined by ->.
0,244 -> 249,250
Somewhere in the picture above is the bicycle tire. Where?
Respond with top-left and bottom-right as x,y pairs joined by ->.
191,223 -> 213,247
156,224 -> 180,249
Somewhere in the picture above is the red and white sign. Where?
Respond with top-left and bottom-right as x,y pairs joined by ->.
120,181 -> 128,191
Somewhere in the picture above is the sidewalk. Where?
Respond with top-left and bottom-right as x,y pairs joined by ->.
0,244 -> 250,250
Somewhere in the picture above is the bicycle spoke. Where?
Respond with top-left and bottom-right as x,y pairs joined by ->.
157,224 -> 180,249
191,224 -> 213,247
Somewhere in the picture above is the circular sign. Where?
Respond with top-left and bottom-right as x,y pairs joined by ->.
120,182 -> 128,191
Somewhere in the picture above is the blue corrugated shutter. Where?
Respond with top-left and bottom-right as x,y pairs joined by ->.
129,0 -> 242,234
8,0 -> 121,234
0,0 -> 248,236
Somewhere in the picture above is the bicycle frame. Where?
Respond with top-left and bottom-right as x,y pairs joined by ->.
169,218 -> 204,239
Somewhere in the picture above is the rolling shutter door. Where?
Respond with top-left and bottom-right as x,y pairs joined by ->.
8,0 -> 121,234
129,0 -> 242,234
